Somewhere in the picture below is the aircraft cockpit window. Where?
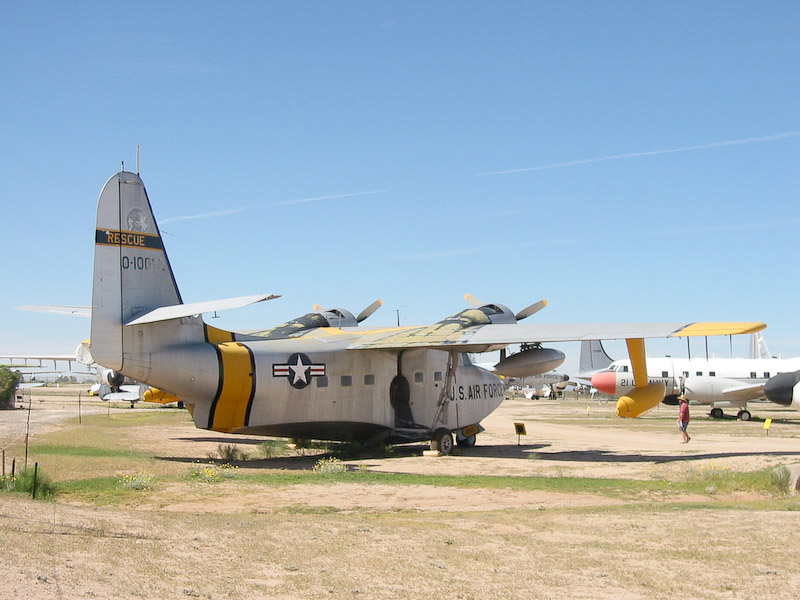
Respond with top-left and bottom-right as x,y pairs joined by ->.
364,374 -> 375,385
316,376 -> 328,388
340,375 -> 352,387
414,372 -> 424,383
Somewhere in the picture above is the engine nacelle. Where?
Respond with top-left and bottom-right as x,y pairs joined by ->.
106,370 -> 125,388
616,381 -> 666,418
764,371 -> 800,408
493,346 -> 566,378
471,303 -> 517,324
252,309 -> 359,339
683,376 -> 743,404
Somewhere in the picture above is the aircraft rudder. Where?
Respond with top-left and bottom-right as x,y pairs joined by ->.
90,171 -> 183,369
577,339 -> 614,377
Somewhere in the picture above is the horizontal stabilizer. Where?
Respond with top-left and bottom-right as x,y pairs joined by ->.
15,305 -> 91,317
125,293 -> 280,326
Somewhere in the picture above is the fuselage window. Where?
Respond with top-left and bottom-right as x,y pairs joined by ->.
434,371 -> 443,382
621,365 -> 629,372
341,375 -> 352,387
709,371 -> 716,377
696,372 -> 703,376
750,372 -> 757,378
316,376 -> 328,388
683,371 -> 689,377
414,372 -> 424,383
661,371 -> 669,378
764,372 -> 770,378
364,374 -> 375,385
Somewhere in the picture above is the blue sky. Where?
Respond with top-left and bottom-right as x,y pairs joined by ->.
2,2 -> 799,375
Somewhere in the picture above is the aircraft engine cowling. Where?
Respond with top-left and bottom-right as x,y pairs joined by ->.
252,301 -> 382,340
106,370 -> 125,388
493,346 -> 566,378
471,303 -> 517,324
682,376 -> 742,404
764,371 -> 800,408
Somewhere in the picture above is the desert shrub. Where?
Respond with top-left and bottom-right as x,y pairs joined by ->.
258,440 -> 288,459
117,471 -> 154,490
770,466 -> 791,494
189,462 -> 238,482
1,466 -> 55,499
218,443 -> 246,462
312,457 -> 347,474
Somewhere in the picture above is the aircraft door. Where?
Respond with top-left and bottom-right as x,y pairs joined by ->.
390,373 -> 415,428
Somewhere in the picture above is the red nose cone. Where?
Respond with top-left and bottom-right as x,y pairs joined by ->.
591,371 -> 617,394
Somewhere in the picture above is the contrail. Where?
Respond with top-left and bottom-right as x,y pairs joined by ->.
160,207 -> 250,224
161,189 -> 390,223
480,130 -> 800,176
272,189 -> 391,206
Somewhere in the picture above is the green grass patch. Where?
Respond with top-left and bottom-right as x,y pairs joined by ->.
1,466 -> 56,499
29,443 -> 151,459
56,476 -> 153,504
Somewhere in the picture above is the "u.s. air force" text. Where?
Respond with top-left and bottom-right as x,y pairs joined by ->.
452,383 -> 505,400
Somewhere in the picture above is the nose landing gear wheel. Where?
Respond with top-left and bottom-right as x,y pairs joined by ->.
431,428 -> 454,455
457,434 -> 476,448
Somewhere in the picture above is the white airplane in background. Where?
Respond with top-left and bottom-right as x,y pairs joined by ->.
588,334 -> 800,420
85,169 -> 764,452
509,371 -> 570,399
13,308 -> 179,408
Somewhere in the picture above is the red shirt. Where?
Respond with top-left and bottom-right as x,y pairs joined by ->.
679,401 -> 690,422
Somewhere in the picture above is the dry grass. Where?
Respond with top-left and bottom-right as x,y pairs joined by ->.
2,386 -> 800,599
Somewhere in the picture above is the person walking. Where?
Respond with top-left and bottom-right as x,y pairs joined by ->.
677,395 -> 691,443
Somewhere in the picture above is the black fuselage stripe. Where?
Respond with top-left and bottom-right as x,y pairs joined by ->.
207,345 -> 225,428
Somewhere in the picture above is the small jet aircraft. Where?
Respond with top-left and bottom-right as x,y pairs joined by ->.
89,170 -> 766,452
589,334 -> 800,420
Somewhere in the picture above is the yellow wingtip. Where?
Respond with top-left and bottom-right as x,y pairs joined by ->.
676,322 -> 767,337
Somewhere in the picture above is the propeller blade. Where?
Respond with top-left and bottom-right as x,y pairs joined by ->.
515,299 -> 547,321
465,293 -> 483,308
357,299 -> 383,323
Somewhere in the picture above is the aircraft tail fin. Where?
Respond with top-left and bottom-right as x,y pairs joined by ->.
90,171 -> 184,370
749,332 -> 771,359
577,339 -> 614,378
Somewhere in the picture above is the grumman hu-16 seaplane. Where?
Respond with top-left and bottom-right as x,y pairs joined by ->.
90,171 -> 766,454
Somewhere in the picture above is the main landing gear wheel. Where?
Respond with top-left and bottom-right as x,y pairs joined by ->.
710,407 -> 724,419
738,410 -> 752,421
431,429 -> 454,455
457,434 -> 476,448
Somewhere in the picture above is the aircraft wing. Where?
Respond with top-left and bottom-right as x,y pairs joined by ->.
717,382 -> 766,402
347,321 -> 766,352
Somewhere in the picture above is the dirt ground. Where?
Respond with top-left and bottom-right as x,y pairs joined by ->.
2,386 -> 800,599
